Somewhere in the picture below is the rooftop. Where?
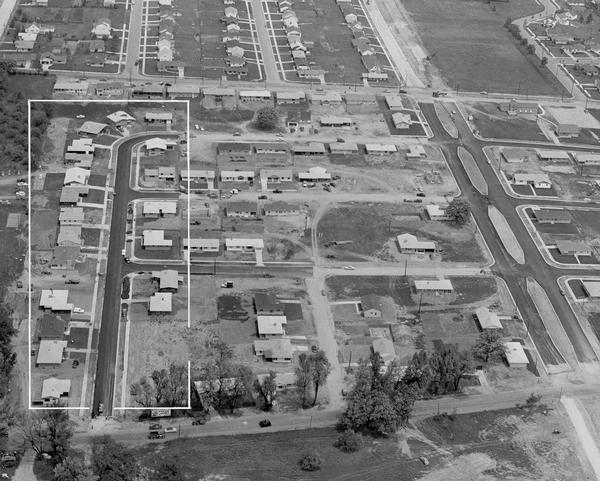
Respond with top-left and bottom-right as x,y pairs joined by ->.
37,340 -> 67,365
149,292 -> 172,312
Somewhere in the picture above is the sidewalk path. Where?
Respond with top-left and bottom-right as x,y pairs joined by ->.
12,450 -> 35,481
561,396 -> 600,480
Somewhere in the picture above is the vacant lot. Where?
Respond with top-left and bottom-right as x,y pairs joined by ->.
402,0 -> 566,95
467,103 -> 547,141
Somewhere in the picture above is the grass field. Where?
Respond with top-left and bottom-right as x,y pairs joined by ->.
467,102 -> 547,141
402,0 -> 567,95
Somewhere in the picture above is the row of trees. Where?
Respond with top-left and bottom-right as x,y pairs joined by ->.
130,362 -> 188,408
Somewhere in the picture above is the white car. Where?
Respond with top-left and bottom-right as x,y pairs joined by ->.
164,426 -> 177,433
73,307 -> 85,313
76,114 -> 85,119
343,266 -> 355,270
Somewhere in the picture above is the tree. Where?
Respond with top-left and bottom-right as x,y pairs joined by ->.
129,376 -> 155,407
309,350 -> 331,406
472,330 -> 506,363
91,436 -> 140,481
20,412 -> 46,456
335,430 -> 363,452
253,371 -> 277,411
295,353 -> 313,408
427,348 -> 472,395
527,44 -> 535,54
253,107 -> 279,131
130,362 -> 187,407
54,457 -> 97,481
299,452 -> 322,471
445,198 -> 470,225
152,463 -> 184,481
541,56 -> 548,67
43,409 -> 73,458
340,353 -> 417,435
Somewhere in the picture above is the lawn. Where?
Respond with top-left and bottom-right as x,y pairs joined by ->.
402,0 -> 566,95
467,102 -> 547,141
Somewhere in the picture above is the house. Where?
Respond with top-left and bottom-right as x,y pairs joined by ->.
0,52 -> 36,69
57,226 -> 82,247
64,167 -> 90,186
475,307 -> 503,330
501,147 -> 531,163
143,201 -> 177,216
88,39 -> 105,52
54,80 -> 89,96
512,173 -> 552,189
202,87 -> 236,103
225,238 -> 264,252
59,186 -> 88,205
263,201 -> 300,216
225,54 -> 246,69
94,81 -> 125,97
352,38 -> 373,56
533,208 -> 571,224
286,110 -> 311,130
406,145 -> 427,159
152,270 -> 182,292
104,0 -> 116,6
59,207 -> 84,225
86,53 -> 106,67
66,138 -> 95,157
41,378 -> 71,404
255,372 -> 296,390
582,281 -> 600,298
144,137 -> 176,155
77,121 -> 107,136
254,293 -> 284,315
365,143 -> 397,155
298,166 -> 330,181
572,152 -> 600,165
36,340 -> 68,367
38,314 -> 66,340
91,19 -> 111,39
257,315 -> 287,337
392,112 -> 412,129
276,91 -> 305,104
362,55 -> 383,73
329,142 -> 358,154
217,142 -> 253,162
253,338 -> 293,362
50,246 -> 81,270
254,143 -> 289,162
180,169 -> 215,189
24,22 -> 54,35
132,84 -> 166,99
14,40 -> 35,52
40,52 -> 67,69
225,201 -> 258,218
149,292 -> 172,313
425,204 -> 450,221
384,95 -> 404,110
239,90 -> 272,103
144,111 -> 172,123
504,341 -> 528,368
345,92 -> 377,106
227,45 -> 244,58
157,44 -> 173,62
224,6 -> 238,17
142,230 -> 173,250
372,338 -> 396,365
183,238 -> 220,253
158,166 -> 176,180
220,170 -> 255,183
310,91 -> 343,106
556,241 -> 592,256
157,61 -> 185,76
260,169 -> 293,183
361,294 -> 384,318
555,123 -> 580,138
224,65 -> 248,77
498,99 -> 538,116
293,143 -> 327,157
226,22 -> 240,34
285,26 -> 301,43
320,116 -> 352,127
397,233 -> 437,254
39,290 -> 73,312
414,279 -> 454,294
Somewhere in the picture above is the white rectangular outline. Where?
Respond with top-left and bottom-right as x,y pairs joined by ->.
28,99 -> 192,411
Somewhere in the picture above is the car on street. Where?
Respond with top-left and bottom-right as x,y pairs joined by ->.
258,195 -> 268,200
416,192 -> 426,198
273,189 -> 282,194
98,403 -> 104,414
76,114 -> 85,119
221,281 -> 233,288
72,360 -> 79,368
148,432 -> 164,439
192,418 -> 206,425
73,307 -> 84,313
16,281 -> 22,288
149,424 -> 162,430
164,427 -> 177,433
344,265 -> 355,270
259,419 -> 271,427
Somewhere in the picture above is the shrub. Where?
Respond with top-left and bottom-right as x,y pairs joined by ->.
299,452 -> 322,471
335,430 -> 363,453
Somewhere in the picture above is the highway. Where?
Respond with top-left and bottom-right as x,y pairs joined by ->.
421,102 -> 599,367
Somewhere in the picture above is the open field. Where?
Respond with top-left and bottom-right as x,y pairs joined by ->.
317,202 -> 487,264
466,102 -> 547,141
401,0 -> 566,95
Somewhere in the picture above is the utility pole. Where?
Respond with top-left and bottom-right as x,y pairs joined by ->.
418,291 -> 424,315
404,258 -> 408,276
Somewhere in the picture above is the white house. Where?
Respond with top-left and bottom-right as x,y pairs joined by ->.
396,233 -> 437,253
91,19 -> 111,39
504,341 -> 528,368
513,173 -> 552,189
225,238 -> 264,252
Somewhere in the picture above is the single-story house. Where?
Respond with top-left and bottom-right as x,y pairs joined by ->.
226,201 -> 258,217
533,209 -> 571,224
239,90 -> 272,102
257,315 -> 287,338
144,137 -> 176,155
406,145 -> 427,159
361,294 -> 384,318
263,201 -> 300,216
77,121 -> 107,136
414,279 -> 454,294
384,95 -> 404,110
582,281 -> 600,298
64,167 -> 90,186
556,241 -> 592,256
555,123 -> 580,138
152,270 -> 182,292
149,292 -> 172,313
59,186 -> 88,206
225,238 -> 264,252
573,152 -> 600,165
536,149 -> 571,162
298,166 -> 331,181
142,230 -> 173,250
59,207 -> 84,225
276,91 -> 305,104
260,169 -> 293,183
320,116 -> 352,127
254,292 -> 284,315
397,233 -> 437,253
36,340 -> 68,366
425,204 -> 450,221
512,173 -> 552,189
504,341 -> 528,368
501,147 -> 532,163
39,290 -> 73,312
57,226 -> 82,247
183,238 -> 220,253
143,201 -> 177,216
475,307 -> 503,330
293,143 -> 327,157
391,112 -> 412,129
253,338 -> 293,362
144,111 -> 173,123
41,377 -> 71,405
254,143 -> 289,161
329,142 -> 359,154
365,143 -> 397,155
221,171 -> 255,183
38,313 -> 66,340
499,99 -> 538,116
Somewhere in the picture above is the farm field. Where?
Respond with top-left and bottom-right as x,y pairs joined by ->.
401,0 -> 566,95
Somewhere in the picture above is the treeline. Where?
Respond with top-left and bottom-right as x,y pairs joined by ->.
0,61 -> 51,169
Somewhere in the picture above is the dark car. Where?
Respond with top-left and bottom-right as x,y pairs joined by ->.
272,189 -> 282,194
416,192 -> 426,197
148,432 -> 165,440
72,360 -> 79,368
192,418 -> 206,425
259,419 -> 272,428
258,195 -> 268,200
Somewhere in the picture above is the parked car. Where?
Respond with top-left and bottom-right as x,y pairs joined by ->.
76,114 -> 85,119
416,192 -> 426,198
72,360 -> 79,368
258,195 -> 268,200
149,424 -> 162,430
16,281 -> 22,288
259,419 -> 272,427
273,189 -> 282,194
233,130 -> 242,136
164,427 -> 177,433
221,281 -> 233,288
98,403 -> 104,414
192,418 -> 206,425
336,137 -> 345,142
73,307 -> 84,313
344,265 -> 355,270
148,432 -> 165,439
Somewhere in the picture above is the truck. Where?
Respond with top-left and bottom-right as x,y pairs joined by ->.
432,91 -> 447,98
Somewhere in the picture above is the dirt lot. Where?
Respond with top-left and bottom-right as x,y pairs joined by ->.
401,0 -> 566,95
466,103 -> 547,141
317,202 -> 487,264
